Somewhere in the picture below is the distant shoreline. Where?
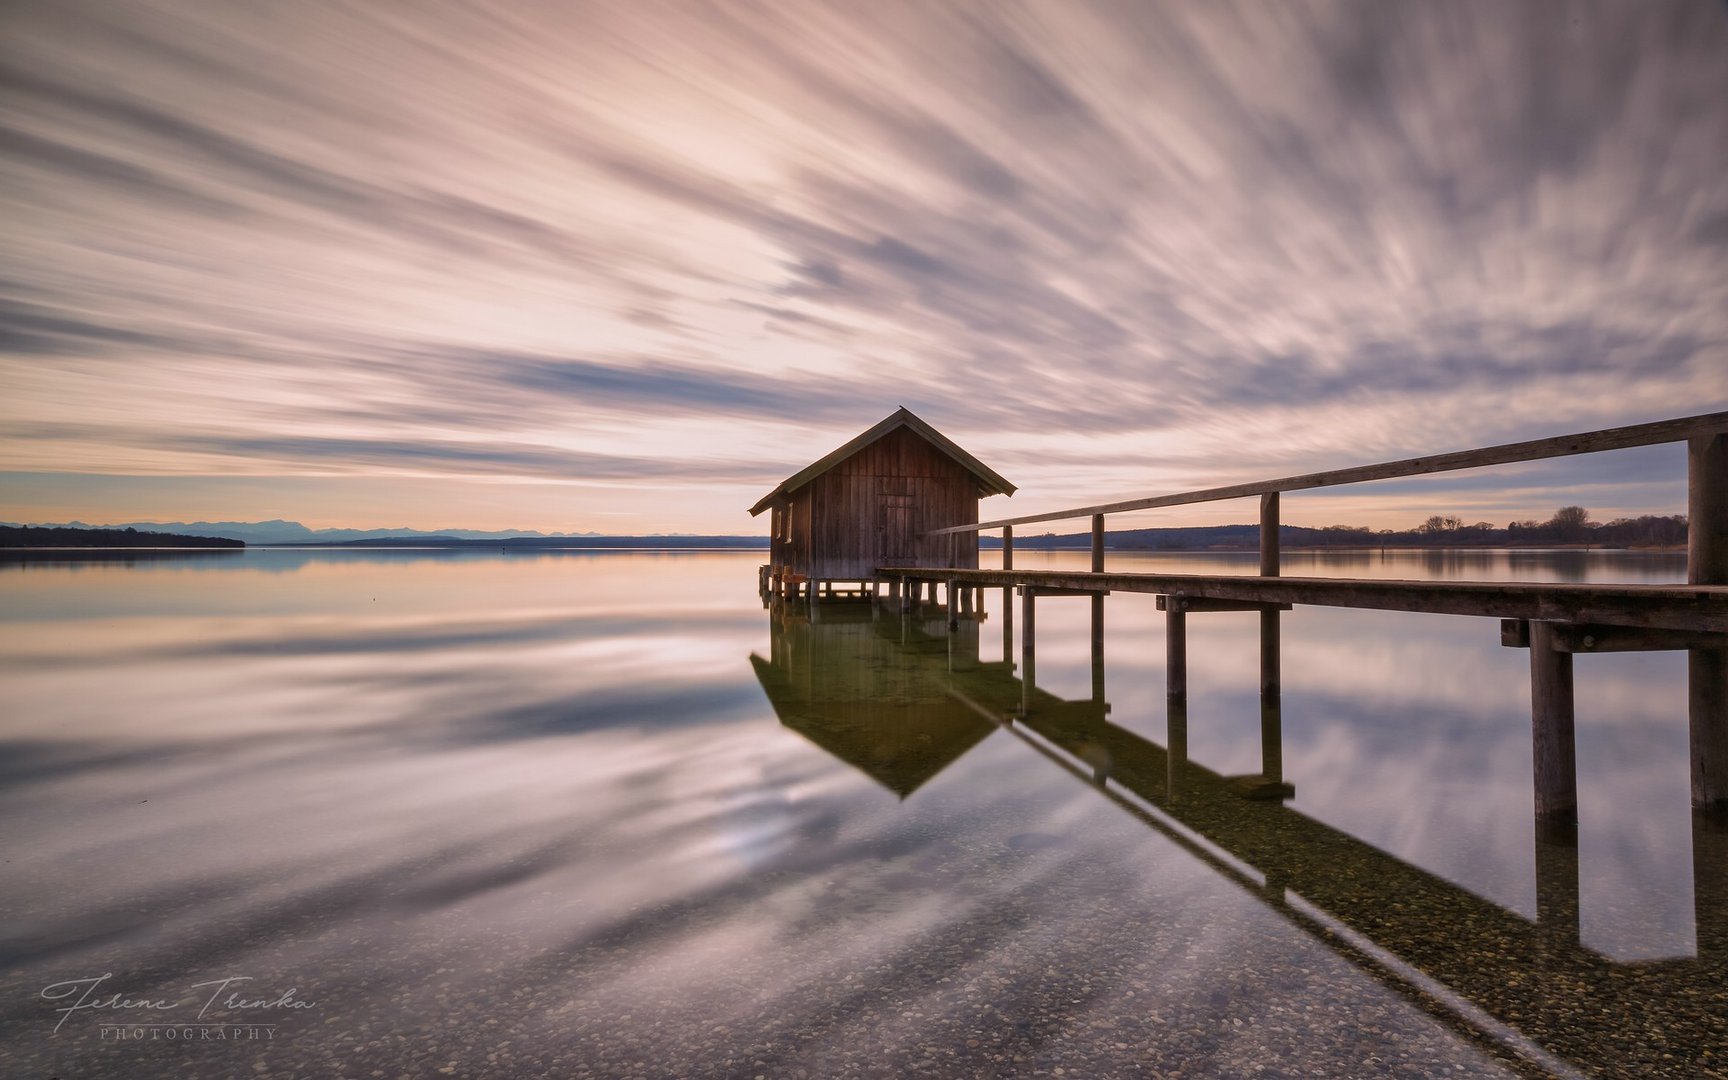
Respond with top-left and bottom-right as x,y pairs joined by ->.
0,542 -> 1687,555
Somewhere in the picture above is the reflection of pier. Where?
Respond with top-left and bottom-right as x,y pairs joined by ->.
750,601 -> 1727,1077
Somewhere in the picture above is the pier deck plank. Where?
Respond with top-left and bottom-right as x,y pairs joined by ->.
879,567 -> 1728,632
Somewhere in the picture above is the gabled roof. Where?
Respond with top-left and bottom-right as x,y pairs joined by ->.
748,406 -> 1016,516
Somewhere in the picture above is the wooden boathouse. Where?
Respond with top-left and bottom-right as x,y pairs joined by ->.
750,407 -> 1014,600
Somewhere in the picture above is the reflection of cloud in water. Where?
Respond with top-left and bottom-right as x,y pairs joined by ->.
1,551 -> 1719,1077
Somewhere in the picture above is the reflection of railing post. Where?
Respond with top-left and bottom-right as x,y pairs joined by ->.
1090,593 -> 1105,702
1689,433 -> 1727,809
1261,686 -> 1284,787
947,578 -> 958,630
1167,697 -> 1188,802
1534,819 -> 1581,1011
1530,621 -> 1578,823
1695,809 -> 1727,962
1021,586 -> 1037,716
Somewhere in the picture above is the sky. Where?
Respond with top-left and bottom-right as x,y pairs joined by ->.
2,1 -> 1725,535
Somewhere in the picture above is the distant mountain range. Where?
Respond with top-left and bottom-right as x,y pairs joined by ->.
4,515 -> 1682,551
4,519 -> 648,545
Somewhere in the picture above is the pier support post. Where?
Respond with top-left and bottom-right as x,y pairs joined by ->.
1259,492 -> 1283,774
1021,587 -> 1037,716
1530,621 -> 1578,823
1002,586 -> 1014,667
1090,593 -> 1106,703
1166,598 -> 1187,702
1092,514 -> 1105,573
1689,433 -> 1728,810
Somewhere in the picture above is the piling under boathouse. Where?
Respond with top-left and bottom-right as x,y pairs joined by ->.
749,407 -> 1015,600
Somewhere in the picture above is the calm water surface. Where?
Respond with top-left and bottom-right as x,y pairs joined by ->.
1,548 -> 1720,1079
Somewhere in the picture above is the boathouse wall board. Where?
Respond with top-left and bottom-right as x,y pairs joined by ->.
783,426 -> 982,581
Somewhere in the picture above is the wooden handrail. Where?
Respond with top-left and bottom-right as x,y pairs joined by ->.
928,410 -> 1728,535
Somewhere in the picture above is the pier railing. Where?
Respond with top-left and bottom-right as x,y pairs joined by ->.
930,410 -> 1726,564
884,411 -> 1728,817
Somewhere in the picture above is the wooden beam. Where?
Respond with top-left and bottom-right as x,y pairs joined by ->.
1158,596 -> 1292,612
930,411 -> 1728,534
880,567 -> 1728,633
1020,585 -> 1111,596
1091,513 -> 1105,573
1002,524 -> 1013,571
1498,623 -> 1728,653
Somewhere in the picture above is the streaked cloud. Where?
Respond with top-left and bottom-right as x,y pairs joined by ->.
1,0 -> 1724,530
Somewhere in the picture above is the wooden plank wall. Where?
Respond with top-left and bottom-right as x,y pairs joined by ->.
790,426 -> 981,579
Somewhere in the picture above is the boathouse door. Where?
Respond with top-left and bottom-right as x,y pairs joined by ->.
879,494 -> 912,567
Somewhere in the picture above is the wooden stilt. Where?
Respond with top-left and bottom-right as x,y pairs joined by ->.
1021,587 -> 1036,716
1531,621 -> 1578,823
1166,599 -> 1187,702
1090,593 -> 1105,702
1690,433 -> 1728,810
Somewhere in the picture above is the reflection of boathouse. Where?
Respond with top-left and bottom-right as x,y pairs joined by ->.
750,605 -> 999,798
749,407 -> 1014,598
747,600 -> 1727,1075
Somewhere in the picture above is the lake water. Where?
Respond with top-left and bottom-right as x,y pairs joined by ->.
1,548 -> 1720,1079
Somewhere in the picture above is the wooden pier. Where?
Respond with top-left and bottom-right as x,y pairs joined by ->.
838,411 -> 1728,820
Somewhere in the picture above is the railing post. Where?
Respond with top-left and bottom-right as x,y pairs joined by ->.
1260,492 -> 1280,577
1690,433 -> 1727,810
1259,491 -> 1282,733
1530,621 -> 1578,823
1002,524 -> 1014,571
1092,513 -> 1105,573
